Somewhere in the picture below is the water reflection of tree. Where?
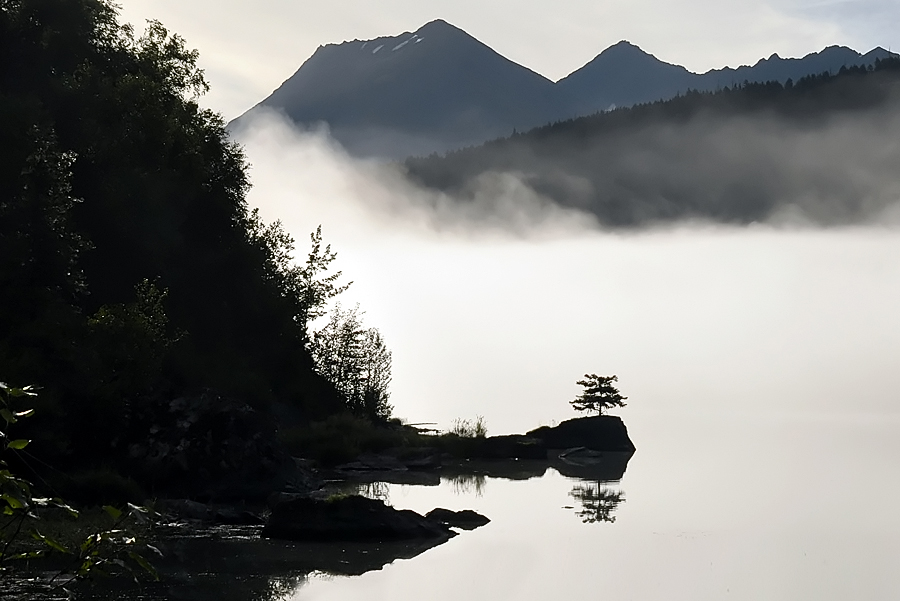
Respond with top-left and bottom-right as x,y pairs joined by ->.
355,481 -> 390,503
569,482 -> 625,524
444,473 -> 487,497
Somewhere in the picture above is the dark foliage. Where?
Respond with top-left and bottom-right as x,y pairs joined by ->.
0,0 -> 342,473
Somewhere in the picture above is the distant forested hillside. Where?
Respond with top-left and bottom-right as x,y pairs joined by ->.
405,60 -> 900,226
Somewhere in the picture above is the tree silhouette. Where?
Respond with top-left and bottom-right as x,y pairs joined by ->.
311,304 -> 393,419
570,374 -> 627,415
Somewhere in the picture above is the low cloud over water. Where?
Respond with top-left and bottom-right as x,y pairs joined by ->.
233,113 -> 900,433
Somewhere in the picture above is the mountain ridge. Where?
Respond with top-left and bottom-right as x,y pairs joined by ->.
556,40 -> 897,114
231,19 -> 897,158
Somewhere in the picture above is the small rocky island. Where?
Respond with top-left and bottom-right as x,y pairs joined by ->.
255,415 -> 633,542
467,414 -> 636,459
158,414 -> 634,543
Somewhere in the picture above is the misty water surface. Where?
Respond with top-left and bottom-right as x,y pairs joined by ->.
229,118 -> 900,599
293,427 -> 900,600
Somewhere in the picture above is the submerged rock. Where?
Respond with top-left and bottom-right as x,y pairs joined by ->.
425,508 -> 490,530
262,495 -> 455,542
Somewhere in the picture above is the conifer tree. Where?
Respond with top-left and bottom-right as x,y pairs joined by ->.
570,374 -> 627,415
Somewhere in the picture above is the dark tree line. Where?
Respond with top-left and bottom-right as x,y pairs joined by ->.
0,0 -> 389,472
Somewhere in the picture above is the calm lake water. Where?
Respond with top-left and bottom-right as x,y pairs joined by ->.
106,411 -> 900,601
135,124 -> 900,601
289,413 -> 899,601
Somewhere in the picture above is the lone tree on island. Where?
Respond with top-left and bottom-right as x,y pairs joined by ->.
571,374 -> 627,415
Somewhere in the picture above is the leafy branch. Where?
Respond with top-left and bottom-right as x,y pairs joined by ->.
0,382 -> 160,593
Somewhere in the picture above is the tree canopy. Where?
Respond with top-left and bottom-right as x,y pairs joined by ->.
0,0 -> 356,467
311,304 -> 392,420
570,374 -> 627,415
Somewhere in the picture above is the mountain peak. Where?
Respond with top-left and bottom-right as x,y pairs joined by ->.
599,40 -> 649,56
240,17 -> 560,158
419,18 -> 452,29
413,18 -> 470,38
232,20 -> 898,160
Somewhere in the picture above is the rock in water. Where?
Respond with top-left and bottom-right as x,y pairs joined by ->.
527,415 -> 636,452
262,495 -> 454,542
425,508 -> 491,530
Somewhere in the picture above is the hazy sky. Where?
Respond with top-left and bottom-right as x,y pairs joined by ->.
118,0 -> 899,120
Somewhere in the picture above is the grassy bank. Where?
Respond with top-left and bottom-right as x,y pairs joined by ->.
278,414 -> 494,466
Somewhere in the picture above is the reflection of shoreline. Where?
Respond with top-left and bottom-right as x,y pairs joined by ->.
438,451 -> 633,484
76,453 -> 633,600
345,452 -> 634,507
77,526 -> 452,600
551,450 -> 633,481
439,452 -> 632,525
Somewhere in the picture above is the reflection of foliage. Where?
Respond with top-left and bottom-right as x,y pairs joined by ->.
445,473 -> 487,497
354,482 -> 390,504
569,481 -> 625,524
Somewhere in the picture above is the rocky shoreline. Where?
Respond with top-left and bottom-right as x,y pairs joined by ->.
156,414 -> 634,543
3,415 -> 634,599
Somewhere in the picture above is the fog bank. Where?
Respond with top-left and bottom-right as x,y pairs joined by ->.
234,114 -> 900,434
